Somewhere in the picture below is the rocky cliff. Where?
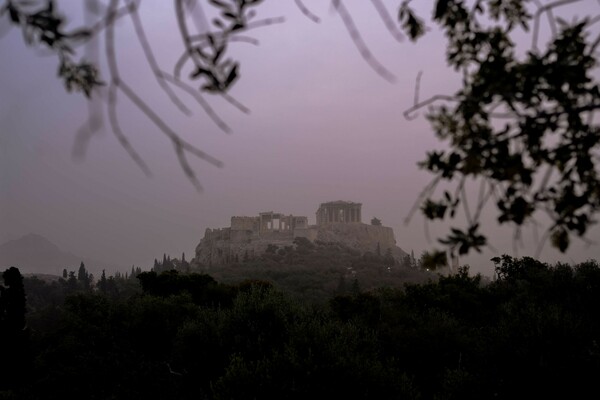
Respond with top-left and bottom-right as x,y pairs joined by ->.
192,223 -> 407,267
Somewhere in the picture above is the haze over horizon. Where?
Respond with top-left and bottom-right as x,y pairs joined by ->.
2,1 -> 600,277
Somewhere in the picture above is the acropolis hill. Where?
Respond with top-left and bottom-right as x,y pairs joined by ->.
192,201 -> 408,267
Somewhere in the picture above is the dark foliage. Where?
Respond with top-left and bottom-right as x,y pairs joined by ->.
203,240 -> 432,303
1,255 -> 599,399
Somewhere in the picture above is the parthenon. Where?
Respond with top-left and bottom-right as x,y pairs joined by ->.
194,200 -> 404,267
316,200 -> 362,225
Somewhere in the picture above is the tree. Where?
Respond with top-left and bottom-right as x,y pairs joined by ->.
3,0 -> 599,255
0,267 -> 27,332
0,267 -> 28,391
419,250 -> 447,271
77,261 -> 90,290
384,247 -> 395,266
400,0 -> 600,255
351,278 -> 361,296
98,269 -> 108,293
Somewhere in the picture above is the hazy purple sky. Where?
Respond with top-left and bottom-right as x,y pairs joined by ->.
1,1 -> 599,276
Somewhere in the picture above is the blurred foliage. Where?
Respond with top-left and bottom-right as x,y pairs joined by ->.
401,0 -> 600,254
1,0 -> 102,97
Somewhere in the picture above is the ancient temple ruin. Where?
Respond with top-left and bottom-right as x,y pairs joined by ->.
193,200 -> 405,266
316,201 -> 362,225
258,212 -> 308,233
228,212 -> 308,237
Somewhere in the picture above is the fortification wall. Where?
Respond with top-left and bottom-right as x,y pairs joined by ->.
231,216 -> 258,231
193,236 -> 296,267
203,227 -> 231,242
315,223 -> 401,255
193,222 -> 407,267
293,226 -> 318,242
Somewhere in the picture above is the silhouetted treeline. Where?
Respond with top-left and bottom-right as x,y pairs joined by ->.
2,255 -> 600,399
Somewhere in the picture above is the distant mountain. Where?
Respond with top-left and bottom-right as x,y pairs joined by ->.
0,233 -> 119,276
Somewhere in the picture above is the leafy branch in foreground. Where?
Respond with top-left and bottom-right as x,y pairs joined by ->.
1,0 -> 103,96
2,0 -> 282,190
5,1 -> 600,257
402,0 -> 600,256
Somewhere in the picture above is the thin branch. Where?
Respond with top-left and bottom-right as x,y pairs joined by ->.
485,241 -> 499,254
175,0 -> 204,73
459,177 -> 472,225
185,17 -> 285,44
126,0 -> 191,116
107,83 -> 151,176
118,80 -> 224,168
73,0 -> 104,161
404,175 -> 442,225
105,0 -> 151,176
106,0 -> 222,191
174,51 -> 189,80
404,95 -> 457,119
87,4 -> 130,37
537,163 -> 554,194
72,97 -> 103,161
370,0 -> 404,42
220,92 -> 250,114
332,0 -> 396,83
588,14 -> 600,27
174,139 -> 203,192
185,0 -> 209,37
578,234 -> 597,248
228,35 -> 260,45
407,70 -> 423,121
512,226 -> 522,257
188,32 -> 260,48
161,71 -> 232,133
590,31 -> 600,54
534,226 -> 553,258
244,16 -> 286,31
532,0 -> 583,52
294,0 -> 321,24
473,178 -> 494,222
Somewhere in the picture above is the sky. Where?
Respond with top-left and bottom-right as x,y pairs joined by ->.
1,0 -> 600,276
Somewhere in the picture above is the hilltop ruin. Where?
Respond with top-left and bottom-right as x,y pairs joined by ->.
192,201 -> 407,267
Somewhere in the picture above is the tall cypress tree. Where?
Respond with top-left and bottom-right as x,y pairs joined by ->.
98,270 -> 108,294
77,262 -> 90,289
0,267 -> 28,390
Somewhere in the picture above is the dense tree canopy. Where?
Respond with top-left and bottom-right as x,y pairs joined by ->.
2,256 -> 599,398
2,0 -> 599,256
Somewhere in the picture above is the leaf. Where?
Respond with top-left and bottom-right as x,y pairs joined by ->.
209,0 -> 231,10
224,63 -> 239,87
190,67 -> 210,79
8,5 -> 20,23
551,227 -> 569,253
434,0 -> 449,20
